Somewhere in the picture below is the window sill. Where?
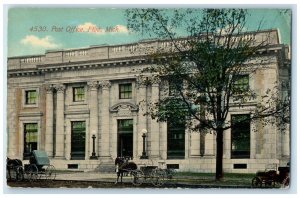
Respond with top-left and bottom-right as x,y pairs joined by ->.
69,101 -> 87,106
23,104 -> 38,108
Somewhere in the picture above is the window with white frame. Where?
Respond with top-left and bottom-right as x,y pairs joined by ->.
25,90 -> 37,105
232,74 -> 249,94
119,83 -> 132,99
73,86 -> 85,102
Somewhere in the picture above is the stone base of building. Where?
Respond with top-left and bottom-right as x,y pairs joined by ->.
16,157 -> 289,174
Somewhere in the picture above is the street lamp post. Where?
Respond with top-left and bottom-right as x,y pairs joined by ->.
90,134 -> 98,159
140,129 -> 148,159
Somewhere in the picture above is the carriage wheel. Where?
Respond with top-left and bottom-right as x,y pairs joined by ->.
45,165 -> 56,181
281,176 -> 290,188
163,169 -> 175,186
7,167 -> 17,181
150,169 -> 166,187
27,164 -> 39,181
252,177 -> 262,187
16,166 -> 24,182
132,170 -> 144,186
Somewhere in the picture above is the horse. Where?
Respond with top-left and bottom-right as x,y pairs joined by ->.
115,157 -> 137,184
6,157 -> 23,181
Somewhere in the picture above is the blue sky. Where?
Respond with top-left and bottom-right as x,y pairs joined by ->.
7,8 -> 291,57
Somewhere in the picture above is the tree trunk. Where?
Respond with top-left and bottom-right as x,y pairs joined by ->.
216,128 -> 224,180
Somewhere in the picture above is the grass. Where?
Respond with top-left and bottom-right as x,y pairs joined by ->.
170,172 -> 257,186
175,171 -> 255,178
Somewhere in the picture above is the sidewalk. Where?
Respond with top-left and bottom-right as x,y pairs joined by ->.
54,171 -> 255,188
55,171 -> 118,183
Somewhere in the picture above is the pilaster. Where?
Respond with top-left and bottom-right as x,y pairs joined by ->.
136,76 -> 148,159
150,83 -> 160,158
99,80 -> 111,159
45,84 -> 54,157
87,81 -> 99,159
54,84 -> 65,158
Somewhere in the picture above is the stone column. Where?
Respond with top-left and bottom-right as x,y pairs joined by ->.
100,80 -> 111,159
150,83 -> 160,158
205,132 -> 215,156
88,81 -> 99,159
160,122 -> 168,160
54,84 -> 65,158
200,133 -> 206,156
190,132 -> 200,156
45,84 -> 54,157
282,126 -> 290,157
250,122 -> 257,159
136,76 -> 148,159
224,128 -> 231,159
159,80 -> 168,160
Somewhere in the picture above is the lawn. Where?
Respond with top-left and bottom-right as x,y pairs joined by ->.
171,172 -> 258,187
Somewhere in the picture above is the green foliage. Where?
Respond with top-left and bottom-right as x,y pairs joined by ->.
126,8 -> 289,133
126,8 -> 290,181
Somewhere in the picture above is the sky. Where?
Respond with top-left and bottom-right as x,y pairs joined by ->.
7,8 -> 292,57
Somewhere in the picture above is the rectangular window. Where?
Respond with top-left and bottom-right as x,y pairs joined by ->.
71,121 -> 86,159
73,87 -> 85,102
169,80 -> 183,96
23,123 -> 38,159
119,83 -> 132,99
233,75 -> 249,94
25,90 -> 37,104
118,119 -> 133,133
167,121 -> 185,159
231,114 -> 250,159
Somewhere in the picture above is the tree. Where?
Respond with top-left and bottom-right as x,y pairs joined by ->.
126,8 -> 290,180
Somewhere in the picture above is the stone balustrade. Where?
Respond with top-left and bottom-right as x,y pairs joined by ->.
7,29 -> 280,72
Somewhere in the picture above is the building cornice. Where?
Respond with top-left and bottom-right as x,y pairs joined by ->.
7,57 -> 153,78
7,29 -> 290,78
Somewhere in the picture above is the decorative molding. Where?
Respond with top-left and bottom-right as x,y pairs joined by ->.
19,112 -> 43,117
100,80 -> 111,89
150,76 -> 161,86
65,109 -> 90,115
136,75 -> 148,88
45,84 -> 53,93
87,81 -> 99,90
53,84 -> 66,92
109,102 -> 139,113
136,75 -> 161,88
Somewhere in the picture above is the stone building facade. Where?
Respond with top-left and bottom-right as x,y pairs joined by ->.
7,29 -> 290,173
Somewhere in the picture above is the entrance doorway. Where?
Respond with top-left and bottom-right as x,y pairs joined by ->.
117,119 -> 133,158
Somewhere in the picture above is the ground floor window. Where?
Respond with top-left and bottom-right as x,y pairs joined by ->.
167,121 -> 185,159
231,114 -> 251,159
23,123 -> 38,159
71,121 -> 86,160
117,119 -> 133,158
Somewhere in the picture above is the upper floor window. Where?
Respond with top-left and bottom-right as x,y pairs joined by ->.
232,75 -> 249,94
119,83 -> 132,99
73,87 -> 85,102
25,90 -> 37,105
169,79 -> 183,96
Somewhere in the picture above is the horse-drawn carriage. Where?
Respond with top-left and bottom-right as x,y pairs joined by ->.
6,150 -> 56,182
251,163 -> 290,188
115,157 -> 175,187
